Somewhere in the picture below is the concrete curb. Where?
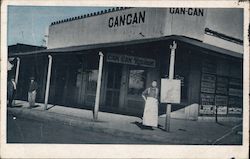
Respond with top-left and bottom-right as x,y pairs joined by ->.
7,107 -> 211,144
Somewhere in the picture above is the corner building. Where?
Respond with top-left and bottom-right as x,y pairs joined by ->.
9,7 -> 243,120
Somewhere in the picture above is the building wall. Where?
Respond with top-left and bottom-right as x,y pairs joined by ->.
47,8 -> 207,49
165,43 -> 243,120
12,39 -> 243,119
198,52 -> 243,117
48,8 -> 167,49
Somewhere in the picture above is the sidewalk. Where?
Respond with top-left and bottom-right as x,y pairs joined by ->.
7,100 -> 242,144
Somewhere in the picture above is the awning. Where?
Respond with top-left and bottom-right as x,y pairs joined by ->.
9,35 -> 243,59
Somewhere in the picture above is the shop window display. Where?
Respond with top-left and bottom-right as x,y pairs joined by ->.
128,69 -> 147,96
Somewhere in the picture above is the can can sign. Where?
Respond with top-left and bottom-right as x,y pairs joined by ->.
160,79 -> 181,104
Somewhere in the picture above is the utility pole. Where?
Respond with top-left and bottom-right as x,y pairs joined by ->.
165,41 -> 177,132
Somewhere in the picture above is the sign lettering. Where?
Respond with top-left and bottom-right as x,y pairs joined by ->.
169,8 -> 204,16
108,11 -> 146,28
201,73 -> 216,94
215,95 -> 228,115
228,107 -> 242,114
200,93 -> 214,114
107,53 -> 156,68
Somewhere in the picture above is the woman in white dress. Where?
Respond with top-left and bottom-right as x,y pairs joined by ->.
141,80 -> 159,128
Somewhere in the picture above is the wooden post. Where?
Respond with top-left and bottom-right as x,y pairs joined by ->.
15,57 -> 20,84
94,52 -> 104,120
165,41 -> 177,132
13,57 -> 20,105
215,106 -> 218,123
44,55 -> 53,110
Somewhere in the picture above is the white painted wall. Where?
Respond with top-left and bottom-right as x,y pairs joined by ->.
48,8 -> 166,48
47,8 -> 243,54
203,34 -> 243,54
47,8 -> 206,49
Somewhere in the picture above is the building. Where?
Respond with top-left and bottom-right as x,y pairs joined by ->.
8,43 -> 46,56
8,43 -> 46,101
8,7 -> 243,120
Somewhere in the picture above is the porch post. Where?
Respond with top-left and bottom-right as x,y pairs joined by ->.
165,41 -> 177,132
94,52 -> 104,120
44,55 -> 53,110
15,57 -> 20,84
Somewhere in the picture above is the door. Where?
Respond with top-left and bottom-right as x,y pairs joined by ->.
53,64 -> 67,105
105,63 -> 122,107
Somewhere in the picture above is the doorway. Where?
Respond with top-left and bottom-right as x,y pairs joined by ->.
105,63 -> 122,107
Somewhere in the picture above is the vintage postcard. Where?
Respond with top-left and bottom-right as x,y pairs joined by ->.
0,0 -> 249,158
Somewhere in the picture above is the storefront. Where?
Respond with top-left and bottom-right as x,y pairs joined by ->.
9,7 -> 243,119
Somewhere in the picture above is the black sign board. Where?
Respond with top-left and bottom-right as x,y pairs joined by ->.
201,74 -> 216,94
216,77 -> 228,95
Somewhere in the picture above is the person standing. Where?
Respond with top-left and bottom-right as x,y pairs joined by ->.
141,80 -> 159,128
28,77 -> 38,108
7,77 -> 16,107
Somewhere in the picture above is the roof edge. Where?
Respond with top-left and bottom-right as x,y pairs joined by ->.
8,35 -> 243,59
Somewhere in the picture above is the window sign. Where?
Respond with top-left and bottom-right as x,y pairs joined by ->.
228,96 -> 243,114
216,77 -> 228,95
200,93 -> 214,115
201,74 -> 216,94
215,95 -> 228,115
200,105 -> 214,115
228,107 -> 242,114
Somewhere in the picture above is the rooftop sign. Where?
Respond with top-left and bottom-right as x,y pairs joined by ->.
108,11 -> 145,28
169,8 -> 204,16
47,8 -> 207,49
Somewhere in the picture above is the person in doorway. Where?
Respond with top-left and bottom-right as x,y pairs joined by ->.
28,77 -> 38,108
7,77 -> 16,107
141,80 -> 159,129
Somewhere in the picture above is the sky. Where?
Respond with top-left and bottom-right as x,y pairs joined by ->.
8,6 -> 111,46
8,6 -> 243,47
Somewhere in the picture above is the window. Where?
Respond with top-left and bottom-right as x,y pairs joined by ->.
128,69 -> 147,96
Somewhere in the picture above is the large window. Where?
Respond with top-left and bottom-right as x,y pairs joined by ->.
128,69 -> 147,96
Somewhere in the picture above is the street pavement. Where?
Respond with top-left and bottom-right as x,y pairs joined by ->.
7,100 -> 242,144
7,114 -> 153,144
